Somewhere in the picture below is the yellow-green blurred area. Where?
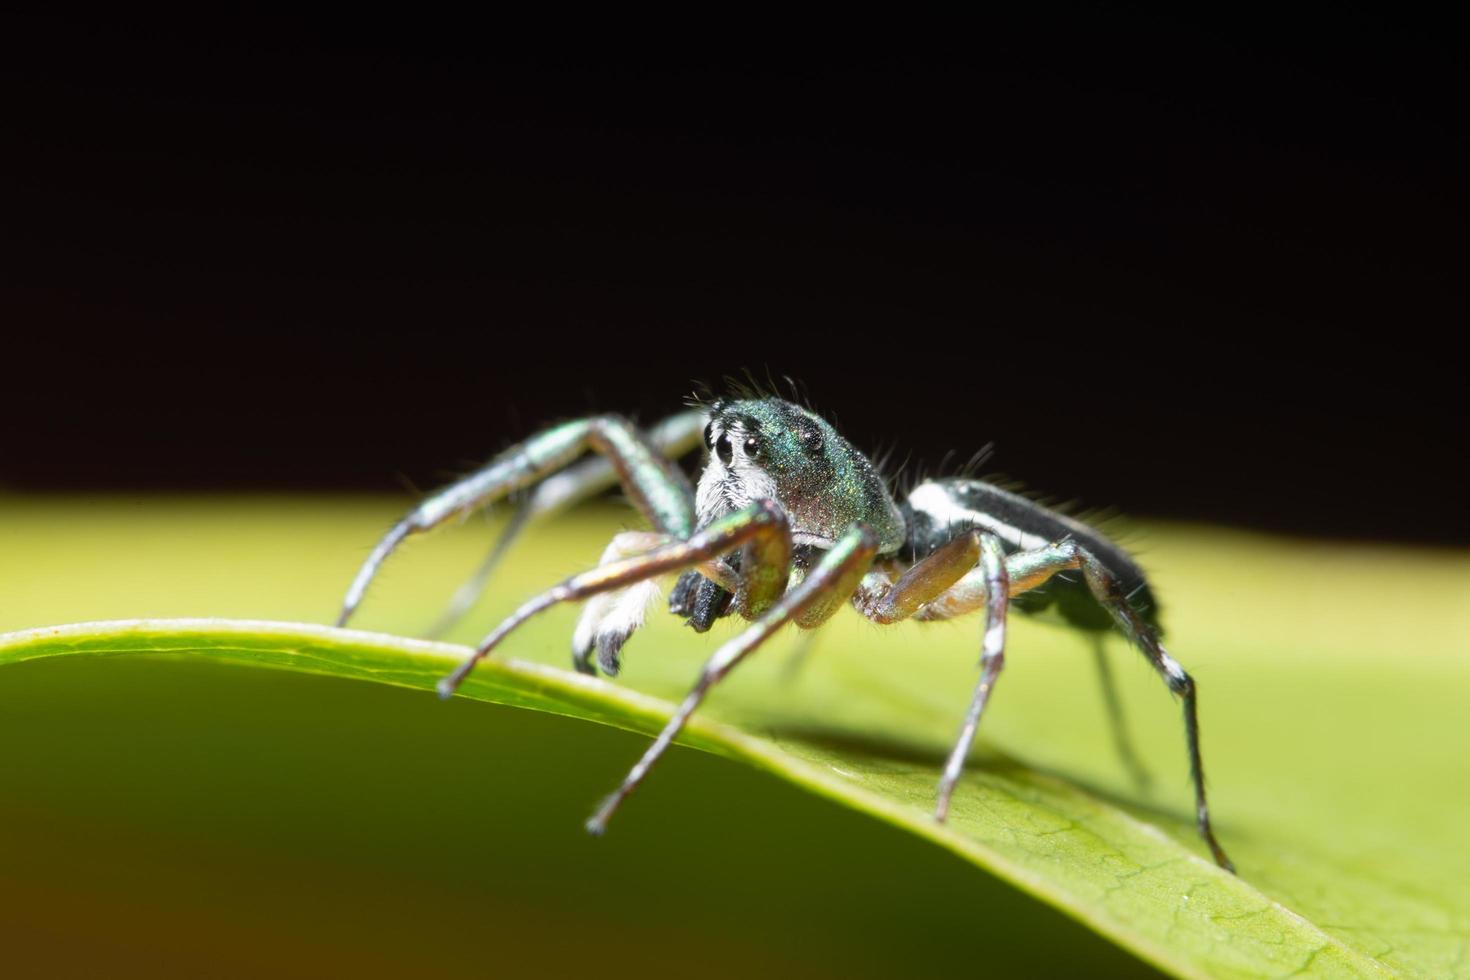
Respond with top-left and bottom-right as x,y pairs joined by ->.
3,496 -> 1469,978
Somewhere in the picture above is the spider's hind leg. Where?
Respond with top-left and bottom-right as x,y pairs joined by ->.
1090,633 -> 1153,792
1007,540 -> 1234,872
878,521 -> 1232,870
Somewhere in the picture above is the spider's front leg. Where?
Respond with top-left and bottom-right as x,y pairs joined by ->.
436,499 -> 794,698
426,411 -> 706,639
586,523 -> 879,834
336,413 -> 699,628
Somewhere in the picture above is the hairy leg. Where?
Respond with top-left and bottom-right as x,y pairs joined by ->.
425,411 -> 706,638
337,413 -> 698,627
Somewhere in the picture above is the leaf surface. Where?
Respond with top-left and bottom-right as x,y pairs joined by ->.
2,498 -> 1467,977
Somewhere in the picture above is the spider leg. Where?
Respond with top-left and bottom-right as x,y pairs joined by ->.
437,500 -> 793,698
423,411 -> 706,639
586,524 -> 879,835
779,628 -> 822,680
423,500 -> 532,640
918,539 -> 1233,871
855,530 -> 995,624
850,530 -> 1011,820
1091,634 -> 1153,792
905,549 -> 1154,791
934,535 -> 1009,820
1068,543 -> 1234,871
336,413 -> 700,627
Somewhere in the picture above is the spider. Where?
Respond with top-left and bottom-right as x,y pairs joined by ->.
335,393 -> 1234,872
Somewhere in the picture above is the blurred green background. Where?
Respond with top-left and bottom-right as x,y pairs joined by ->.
3,495 -> 1469,977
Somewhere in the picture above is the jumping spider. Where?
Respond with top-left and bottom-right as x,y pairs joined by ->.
336,394 -> 1233,871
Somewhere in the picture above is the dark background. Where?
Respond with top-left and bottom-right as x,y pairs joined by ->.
4,11 -> 1464,542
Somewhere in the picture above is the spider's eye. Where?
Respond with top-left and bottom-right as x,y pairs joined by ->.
703,422 -> 716,450
798,425 -> 823,454
715,433 -> 733,466
743,435 -> 761,458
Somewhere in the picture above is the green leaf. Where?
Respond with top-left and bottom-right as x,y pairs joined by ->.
3,497 -> 1468,978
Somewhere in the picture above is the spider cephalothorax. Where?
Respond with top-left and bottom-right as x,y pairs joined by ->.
695,397 -> 904,552
671,397 -> 906,637
335,392 -> 1234,872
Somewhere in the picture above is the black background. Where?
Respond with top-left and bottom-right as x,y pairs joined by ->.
4,11 -> 1464,542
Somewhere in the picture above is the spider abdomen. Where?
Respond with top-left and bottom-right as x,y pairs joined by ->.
902,478 -> 1161,633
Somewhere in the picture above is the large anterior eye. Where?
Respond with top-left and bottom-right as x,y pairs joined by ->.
742,434 -> 761,458
715,432 -> 733,465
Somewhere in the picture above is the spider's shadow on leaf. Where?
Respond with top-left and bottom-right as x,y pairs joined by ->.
756,722 -> 1216,842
